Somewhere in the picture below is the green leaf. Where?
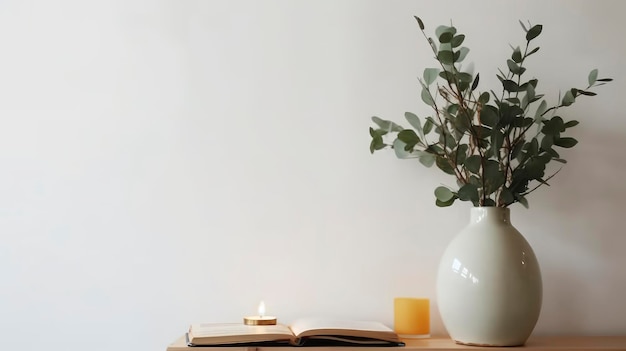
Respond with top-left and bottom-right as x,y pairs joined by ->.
404,112 -> 425,140
419,153 -> 436,167
512,47 -> 522,63
483,160 -> 505,195
562,89 -> 576,106
437,50 -> 455,64
534,100 -> 547,122
454,144 -> 469,166
541,134 -> 554,150
421,86 -> 435,106
502,79 -> 519,92
457,72 -> 473,83
464,155 -> 482,174
564,120 -> 579,128
435,25 -> 456,38
369,132 -> 386,153
438,70 -> 455,84
526,24 -> 543,41
507,59 -> 525,75
392,139 -> 415,159
397,129 -> 420,148
457,47 -> 470,62
423,118 -> 434,134
435,186 -> 455,202
369,126 -> 386,137
451,34 -> 465,47
372,116 -> 403,132
526,83 -> 535,102
436,156 -> 456,175
423,68 -> 440,86
588,68 -> 598,86
511,141 -> 524,160
478,92 -> 490,105
491,130 -> 504,155
500,187 -> 514,205
439,32 -> 453,43
554,137 -> 578,148
436,197 -> 456,207
471,73 -> 480,91
527,46 -> 540,56
578,90 -> 597,96
481,105 -> 499,127
528,138 -> 539,157
414,16 -> 425,30
515,194 -> 529,209
457,183 -> 479,203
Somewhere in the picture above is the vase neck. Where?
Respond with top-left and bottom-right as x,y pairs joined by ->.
470,207 -> 511,225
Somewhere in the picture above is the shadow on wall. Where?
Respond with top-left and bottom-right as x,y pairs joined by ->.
531,125 -> 626,334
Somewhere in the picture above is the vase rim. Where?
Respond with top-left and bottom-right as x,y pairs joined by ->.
470,206 -> 511,223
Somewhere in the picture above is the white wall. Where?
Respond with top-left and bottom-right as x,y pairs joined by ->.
1,1 -> 625,350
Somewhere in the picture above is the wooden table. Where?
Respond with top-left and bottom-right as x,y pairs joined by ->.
167,335 -> 626,351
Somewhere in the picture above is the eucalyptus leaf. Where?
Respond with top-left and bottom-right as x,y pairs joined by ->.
439,32 -> 453,43
436,197 -> 456,207
512,47 -> 522,63
515,194 -> 529,209
526,24 -> 542,41
421,87 -> 435,106
457,183 -> 479,202
423,68 -> 441,86
502,79 -> 519,92
500,187 -> 514,205
436,156 -> 456,175
527,46 -> 540,56
471,73 -> 480,91
588,68 -> 598,86
397,129 -> 420,149
464,155 -> 482,174
437,50 -> 455,64
372,116 -> 403,132
562,89 -> 576,106
392,139 -> 419,159
435,186 -> 455,202
534,100 -> 547,122
451,34 -> 465,47
405,112 -> 425,140
554,137 -> 578,148
423,117 -> 434,134
457,47 -> 470,62
419,153 -> 436,167
414,16 -> 425,30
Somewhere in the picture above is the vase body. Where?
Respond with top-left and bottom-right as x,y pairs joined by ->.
436,207 -> 542,346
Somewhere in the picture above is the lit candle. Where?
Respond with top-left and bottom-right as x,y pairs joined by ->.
393,297 -> 430,338
243,301 -> 277,325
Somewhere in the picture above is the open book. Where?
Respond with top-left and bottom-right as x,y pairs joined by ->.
186,318 -> 404,347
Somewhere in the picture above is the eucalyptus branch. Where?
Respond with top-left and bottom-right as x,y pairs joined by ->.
369,17 -> 612,208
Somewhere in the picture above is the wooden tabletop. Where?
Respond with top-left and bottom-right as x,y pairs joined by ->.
167,335 -> 626,351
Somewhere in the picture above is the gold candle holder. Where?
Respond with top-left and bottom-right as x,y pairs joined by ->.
244,301 -> 277,325
243,316 -> 277,325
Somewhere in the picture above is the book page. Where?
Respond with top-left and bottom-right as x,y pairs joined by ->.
191,323 -> 293,337
289,318 -> 395,339
188,323 -> 295,345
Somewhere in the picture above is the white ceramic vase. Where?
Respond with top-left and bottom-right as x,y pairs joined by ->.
436,207 -> 542,346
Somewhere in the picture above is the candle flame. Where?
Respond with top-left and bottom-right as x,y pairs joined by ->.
258,301 -> 266,317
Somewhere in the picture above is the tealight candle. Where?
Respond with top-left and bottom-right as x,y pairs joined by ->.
243,301 -> 277,326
